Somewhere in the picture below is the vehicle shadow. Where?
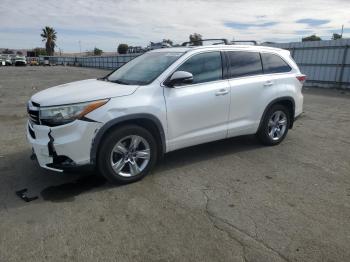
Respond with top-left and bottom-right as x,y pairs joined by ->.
157,135 -> 263,172
39,173 -> 107,202
0,150 -> 108,209
0,135 -> 263,211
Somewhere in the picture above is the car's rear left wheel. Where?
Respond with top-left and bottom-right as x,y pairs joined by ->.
257,104 -> 290,145
97,125 -> 157,184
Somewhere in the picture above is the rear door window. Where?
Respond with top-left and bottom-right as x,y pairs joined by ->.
261,53 -> 292,74
226,51 -> 263,78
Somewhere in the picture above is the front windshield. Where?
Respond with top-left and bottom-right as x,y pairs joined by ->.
107,52 -> 183,85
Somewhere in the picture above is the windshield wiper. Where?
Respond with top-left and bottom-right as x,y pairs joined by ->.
110,79 -> 130,85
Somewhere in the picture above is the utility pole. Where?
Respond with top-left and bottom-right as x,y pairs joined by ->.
341,25 -> 344,38
78,40 -> 82,55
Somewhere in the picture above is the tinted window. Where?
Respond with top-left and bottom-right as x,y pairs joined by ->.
227,51 -> 263,78
176,52 -> 222,84
261,53 -> 291,74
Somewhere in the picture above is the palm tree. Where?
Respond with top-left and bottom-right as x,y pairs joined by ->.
41,26 -> 57,56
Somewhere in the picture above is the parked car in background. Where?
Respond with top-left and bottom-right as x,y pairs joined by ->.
26,40 -> 305,184
29,58 -> 39,66
148,42 -> 172,50
14,56 -> 27,66
0,57 -> 5,66
42,56 -> 50,66
0,54 -> 13,66
128,46 -> 145,53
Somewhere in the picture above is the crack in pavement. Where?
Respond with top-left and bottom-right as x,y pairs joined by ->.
202,190 -> 290,262
202,190 -> 249,262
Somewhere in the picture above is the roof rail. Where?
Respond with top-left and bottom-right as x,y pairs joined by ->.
181,38 -> 228,47
230,40 -> 258,45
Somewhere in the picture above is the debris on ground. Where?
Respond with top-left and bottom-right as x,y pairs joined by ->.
15,188 -> 39,202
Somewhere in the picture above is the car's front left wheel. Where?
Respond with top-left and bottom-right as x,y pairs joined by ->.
97,125 -> 158,184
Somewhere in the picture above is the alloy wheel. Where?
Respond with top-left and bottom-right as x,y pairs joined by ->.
110,135 -> 151,177
268,110 -> 288,141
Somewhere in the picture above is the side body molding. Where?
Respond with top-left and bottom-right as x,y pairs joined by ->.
90,113 -> 166,164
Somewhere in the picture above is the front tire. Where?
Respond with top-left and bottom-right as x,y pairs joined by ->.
97,125 -> 158,184
257,104 -> 290,146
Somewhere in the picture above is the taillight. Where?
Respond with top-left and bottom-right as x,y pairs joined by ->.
296,75 -> 306,85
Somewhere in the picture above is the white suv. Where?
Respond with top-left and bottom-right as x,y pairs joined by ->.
27,43 -> 304,183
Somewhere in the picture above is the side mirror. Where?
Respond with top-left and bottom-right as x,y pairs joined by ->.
166,71 -> 193,87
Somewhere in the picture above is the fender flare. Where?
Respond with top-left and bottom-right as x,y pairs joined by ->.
90,113 -> 166,164
258,96 -> 295,130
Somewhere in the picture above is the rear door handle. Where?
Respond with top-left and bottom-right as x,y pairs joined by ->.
264,80 -> 274,87
215,89 -> 229,96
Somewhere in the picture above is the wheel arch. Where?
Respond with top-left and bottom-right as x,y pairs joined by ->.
90,114 -> 166,165
258,97 -> 295,130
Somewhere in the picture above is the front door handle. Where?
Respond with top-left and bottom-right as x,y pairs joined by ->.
264,80 -> 274,87
215,89 -> 229,96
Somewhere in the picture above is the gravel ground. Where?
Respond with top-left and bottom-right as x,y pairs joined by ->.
0,66 -> 350,262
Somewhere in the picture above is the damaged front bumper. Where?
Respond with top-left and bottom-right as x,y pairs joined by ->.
27,120 -> 102,172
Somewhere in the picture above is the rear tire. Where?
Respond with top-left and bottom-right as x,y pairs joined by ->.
257,104 -> 290,146
97,125 -> 158,184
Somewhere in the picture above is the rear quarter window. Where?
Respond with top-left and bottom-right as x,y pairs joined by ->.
261,53 -> 292,74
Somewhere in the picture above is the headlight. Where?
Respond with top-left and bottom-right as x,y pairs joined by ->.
39,99 -> 108,126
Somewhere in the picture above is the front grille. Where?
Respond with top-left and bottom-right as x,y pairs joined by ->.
27,101 -> 40,125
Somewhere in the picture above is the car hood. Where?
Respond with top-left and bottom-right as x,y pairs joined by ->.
31,79 -> 139,106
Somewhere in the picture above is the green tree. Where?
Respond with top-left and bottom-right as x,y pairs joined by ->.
332,33 -> 342,40
118,43 -> 128,54
33,47 -> 47,56
94,47 -> 103,56
41,26 -> 57,56
302,34 -> 321,42
162,39 -> 173,46
189,33 -> 203,46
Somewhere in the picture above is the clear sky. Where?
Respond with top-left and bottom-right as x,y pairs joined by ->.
1,0 -> 349,52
